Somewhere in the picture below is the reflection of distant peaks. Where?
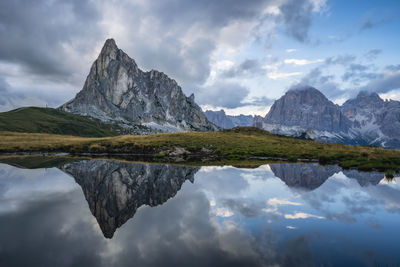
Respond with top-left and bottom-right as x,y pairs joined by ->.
270,163 -> 341,190
60,160 -> 199,238
342,170 -> 384,186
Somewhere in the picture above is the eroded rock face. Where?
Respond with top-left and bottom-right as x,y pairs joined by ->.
256,86 -> 400,148
60,160 -> 199,238
341,91 -> 400,148
270,163 -> 341,190
263,86 -> 350,133
60,39 -> 217,133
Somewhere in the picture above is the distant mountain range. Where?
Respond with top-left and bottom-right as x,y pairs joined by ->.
255,86 -> 400,149
60,39 -> 217,134
204,110 -> 253,129
205,86 -> 400,149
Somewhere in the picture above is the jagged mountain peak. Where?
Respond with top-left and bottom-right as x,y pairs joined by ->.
102,38 -> 118,53
352,90 -> 383,104
60,38 -> 217,133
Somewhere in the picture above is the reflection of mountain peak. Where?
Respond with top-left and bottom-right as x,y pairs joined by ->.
270,163 -> 341,190
342,170 -> 384,186
60,160 -> 199,238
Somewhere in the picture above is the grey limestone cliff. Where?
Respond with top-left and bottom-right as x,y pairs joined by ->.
262,86 -> 350,134
60,39 -> 217,133
341,91 -> 400,148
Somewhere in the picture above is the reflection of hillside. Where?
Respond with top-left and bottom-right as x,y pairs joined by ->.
270,163 -> 341,190
60,160 -> 199,238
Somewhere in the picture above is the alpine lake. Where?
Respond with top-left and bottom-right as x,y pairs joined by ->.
0,156 -> 399,267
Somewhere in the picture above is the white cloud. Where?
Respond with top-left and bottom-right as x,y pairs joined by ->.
214,60 -> 235,70
285,49 -> 297,53
284,58 -> 324,65
284,212 -> 324,219
215,208 -> 234,217
267,71 -> 302,80
310,0 -> 328,12
267,198 -> 302,206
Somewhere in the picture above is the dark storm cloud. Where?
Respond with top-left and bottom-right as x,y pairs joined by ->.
197,82 -> 250,108
279,0 -> 314,42
0,0 -> 101,78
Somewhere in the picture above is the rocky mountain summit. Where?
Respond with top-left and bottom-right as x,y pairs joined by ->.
257,86 -> 351,143
255,86 -> 400,148
60,160 -> 199,238
205,109 -> 253,129
60,39 -> 217,133
341,91 -> 400,148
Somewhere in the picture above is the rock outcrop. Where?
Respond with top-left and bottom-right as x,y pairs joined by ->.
60,39 -> 217,133
205,109 -> 253,129
60,160 -> 199,238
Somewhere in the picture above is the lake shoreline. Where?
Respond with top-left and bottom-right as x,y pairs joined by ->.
1,127 -> 400,173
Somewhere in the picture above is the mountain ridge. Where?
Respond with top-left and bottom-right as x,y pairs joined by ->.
255,86 -> 400,148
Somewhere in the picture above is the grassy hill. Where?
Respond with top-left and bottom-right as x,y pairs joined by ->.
1,127 -> 400,172
0,107 -> 120,137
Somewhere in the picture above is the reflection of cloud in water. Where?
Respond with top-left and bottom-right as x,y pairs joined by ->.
267,197 -> 302,207
0,161 -> 400,266
284,212 -> 324,220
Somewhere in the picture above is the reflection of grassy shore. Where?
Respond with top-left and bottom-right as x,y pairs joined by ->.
1,127 -> 400,172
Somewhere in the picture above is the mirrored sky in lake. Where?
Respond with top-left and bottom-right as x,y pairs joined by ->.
0,159 -> 399,267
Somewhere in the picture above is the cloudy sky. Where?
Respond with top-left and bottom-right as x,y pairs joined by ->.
0,0 -> 399,115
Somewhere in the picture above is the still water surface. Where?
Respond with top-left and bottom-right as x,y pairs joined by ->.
0,158 -> 399,266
